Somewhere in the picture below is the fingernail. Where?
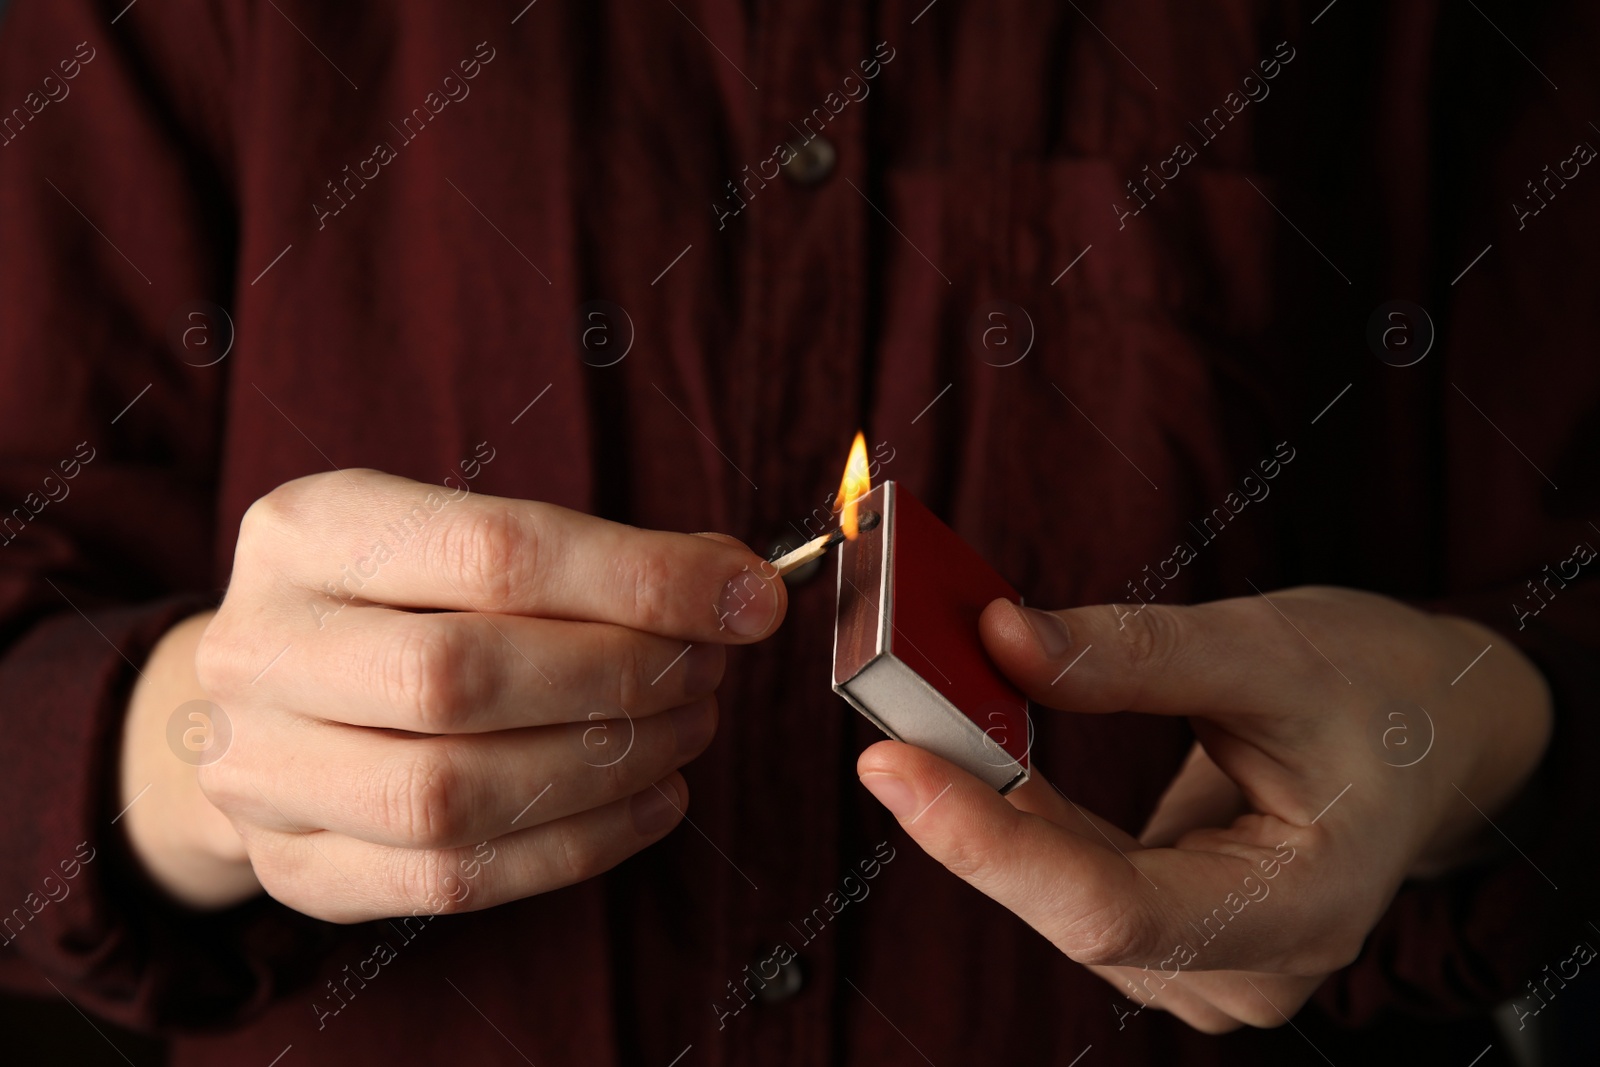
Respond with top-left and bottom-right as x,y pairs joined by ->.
1016,604 -> 1071,659
860,773 -> 917,821
631,780 -> 682,835
716,567 -> 778,637
671,699 -> 717,758
680,642 -> 724,696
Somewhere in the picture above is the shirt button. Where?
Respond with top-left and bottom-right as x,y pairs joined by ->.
768,532 -> 823,586
754,954 -> 806,1005
782,135 -> 836,185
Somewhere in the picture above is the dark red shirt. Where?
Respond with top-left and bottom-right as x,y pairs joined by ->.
1,1 -> 1597,1064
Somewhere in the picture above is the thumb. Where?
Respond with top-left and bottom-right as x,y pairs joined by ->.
858,738 -> 1319,973
856,740 -> 1166,966
691,531 -> 790,631
978,597 -> 1316,717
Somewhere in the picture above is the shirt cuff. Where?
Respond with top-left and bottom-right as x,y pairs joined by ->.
0,595 -> 337,1032
1315,587 -> 1599,1024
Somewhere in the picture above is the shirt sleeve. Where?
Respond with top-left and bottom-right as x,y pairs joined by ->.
1315,0 -> 1600,1024
0,0 -> 335,1031
1316,590 -> 1600,1025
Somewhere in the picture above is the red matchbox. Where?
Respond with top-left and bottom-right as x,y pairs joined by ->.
832,481 -> 1031,793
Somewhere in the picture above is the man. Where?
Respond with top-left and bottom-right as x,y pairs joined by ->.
0,1 -> 1595,1064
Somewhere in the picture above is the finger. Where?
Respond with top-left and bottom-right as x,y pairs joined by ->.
209,698 -> 717,849
244,469 -> 786,641
1001,768 -> 1146,854
858,740 -> 1318,972
857,739 -> 1170,965
274,605 -> 724,732
977,596 -> 1328,716
1086,963 -> 1247,1034
249,772 -> 692,923
1092,966 -> 1320,1030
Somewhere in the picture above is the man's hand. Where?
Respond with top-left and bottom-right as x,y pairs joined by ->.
856,587 -> 1552,1032
119,469 -> 785,919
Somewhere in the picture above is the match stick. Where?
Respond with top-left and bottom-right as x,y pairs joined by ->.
771,528 -> 844,577
769,511 -> 880,578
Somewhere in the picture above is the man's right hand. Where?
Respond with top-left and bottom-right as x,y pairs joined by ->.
118,469 -> 786,921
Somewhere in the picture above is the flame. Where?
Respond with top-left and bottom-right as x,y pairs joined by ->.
835,431 -> 872,539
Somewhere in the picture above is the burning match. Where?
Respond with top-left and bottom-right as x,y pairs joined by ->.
770,517 -> 881,577
771,432 -> 878,577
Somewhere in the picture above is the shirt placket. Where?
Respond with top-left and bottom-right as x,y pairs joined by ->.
718,1 -> 869,1065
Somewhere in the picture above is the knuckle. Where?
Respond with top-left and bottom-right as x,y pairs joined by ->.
584,717 -> 640,794
236,492 -> 287,550
1057,898 -> 1156,967
245,832 -> 354,923
613,632 -> 646,715
1120,605 -> 1183,674
371,749 -> 468,848
194,751 -> 249,813
235,498 -> 272,553
193,761 -> 235,817
574,710 -> 636,778
388,848 -> 472,916
249,857 -> 302,913
620,548 -> 676,632
240,473 -> 335,544
193,759 -> 224,803
551,822 -> 609,885
435,505 -> 532,608
938,827 -> 1001,882
193,618 -> 241,698
385,621 -> 478,731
